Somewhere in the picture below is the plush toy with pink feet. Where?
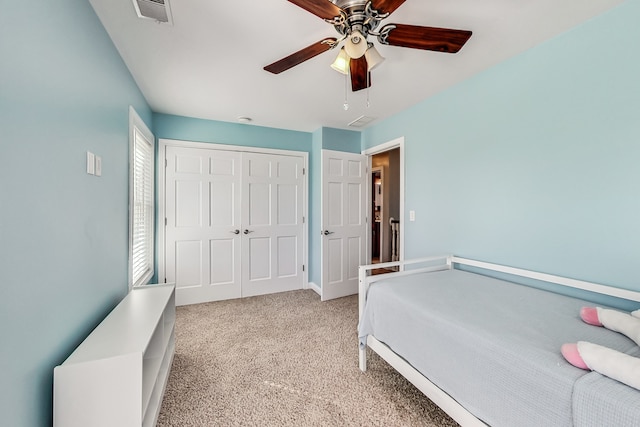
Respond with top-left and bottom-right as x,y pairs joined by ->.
562,307 -> 640,390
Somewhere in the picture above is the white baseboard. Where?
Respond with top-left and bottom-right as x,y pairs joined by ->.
307,281 -> 321,297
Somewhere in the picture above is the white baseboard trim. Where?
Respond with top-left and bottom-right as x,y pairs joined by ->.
307,281 -> 321,297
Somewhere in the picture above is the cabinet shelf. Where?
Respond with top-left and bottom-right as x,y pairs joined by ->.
54,284 -> 176,427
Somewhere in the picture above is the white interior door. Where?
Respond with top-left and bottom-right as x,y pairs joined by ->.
321,149 -> 367,301
164,146 -> 243,305
241,153 -> 305,297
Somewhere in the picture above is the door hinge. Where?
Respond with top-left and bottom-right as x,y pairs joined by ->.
302,216 -> 305,224
302,265 -> 305,272
165,218 -> 167,226
165,159 -> 168,167
302,167 -> 305,175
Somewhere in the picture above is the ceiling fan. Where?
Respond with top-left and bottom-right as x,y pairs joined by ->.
264,0 -> 472,92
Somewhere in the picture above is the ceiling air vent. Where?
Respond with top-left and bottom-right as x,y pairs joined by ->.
133,0 -> 172,24
348,115 -> 376,128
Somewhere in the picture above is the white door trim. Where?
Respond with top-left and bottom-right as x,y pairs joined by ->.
157,138 -> 309,290
362,137 -> 405,265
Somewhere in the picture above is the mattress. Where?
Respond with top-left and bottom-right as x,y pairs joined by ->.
358,269 -> 640,426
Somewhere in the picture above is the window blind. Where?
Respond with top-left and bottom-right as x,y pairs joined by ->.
131,126 -> 154,287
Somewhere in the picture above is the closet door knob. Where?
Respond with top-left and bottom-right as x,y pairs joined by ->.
243,229 -> 253,234
322,230 -> 334,235
230,229 -> 240,235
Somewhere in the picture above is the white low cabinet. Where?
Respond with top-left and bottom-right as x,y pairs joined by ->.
54,284 -> 176,427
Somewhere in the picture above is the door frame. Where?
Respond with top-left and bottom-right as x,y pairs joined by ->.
362,137 -> 405,265
157,138 -> 309,289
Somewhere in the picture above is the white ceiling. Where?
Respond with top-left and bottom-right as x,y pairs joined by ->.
89,0 -> 625,133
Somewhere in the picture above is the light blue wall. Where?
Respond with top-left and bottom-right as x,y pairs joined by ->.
363,0 -> 640,300
0,2 -> 152,426
153,113 -> 312,152
321,127 -> 362,154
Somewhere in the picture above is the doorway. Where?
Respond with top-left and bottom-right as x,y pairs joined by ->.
364,138 -> 404,271
370,148 -> 400,265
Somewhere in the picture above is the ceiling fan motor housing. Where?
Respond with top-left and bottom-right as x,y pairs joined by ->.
329,0 -> 385,39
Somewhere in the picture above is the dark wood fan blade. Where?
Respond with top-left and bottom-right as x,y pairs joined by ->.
379,24 -> 472,53
350,56 -> 371,92
287,0 -> 343,20
264,38 -> 337,74
370,0 -> 406,15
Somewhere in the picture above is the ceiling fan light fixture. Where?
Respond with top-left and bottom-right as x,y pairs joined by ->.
330,47 -> 350,75
344,30 -> 367,59
364,44 -> 385,71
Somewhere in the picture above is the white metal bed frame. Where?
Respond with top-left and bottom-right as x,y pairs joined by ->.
358,255 -> 640,427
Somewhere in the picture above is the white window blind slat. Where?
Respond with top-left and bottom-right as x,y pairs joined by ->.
129,108 -> 155,288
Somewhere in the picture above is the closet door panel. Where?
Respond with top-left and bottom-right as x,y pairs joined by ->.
242,153 -> 304,297
165,146 -> 242,305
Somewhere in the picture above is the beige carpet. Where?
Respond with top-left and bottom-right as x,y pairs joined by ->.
157,289 -> 459,427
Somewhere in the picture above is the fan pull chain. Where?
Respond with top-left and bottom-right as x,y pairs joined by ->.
343,72 -> 349,111
366,72 -> 371,108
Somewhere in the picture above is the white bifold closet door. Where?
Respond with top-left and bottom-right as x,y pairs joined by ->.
164,145 -> 304,306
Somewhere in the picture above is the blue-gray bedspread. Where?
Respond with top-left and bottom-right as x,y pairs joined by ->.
358,269 -> 640,426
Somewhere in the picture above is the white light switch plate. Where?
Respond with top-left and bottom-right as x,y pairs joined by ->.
95,156 -> 102,177
409,210 -> 415,222
87,151 -> 95,175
